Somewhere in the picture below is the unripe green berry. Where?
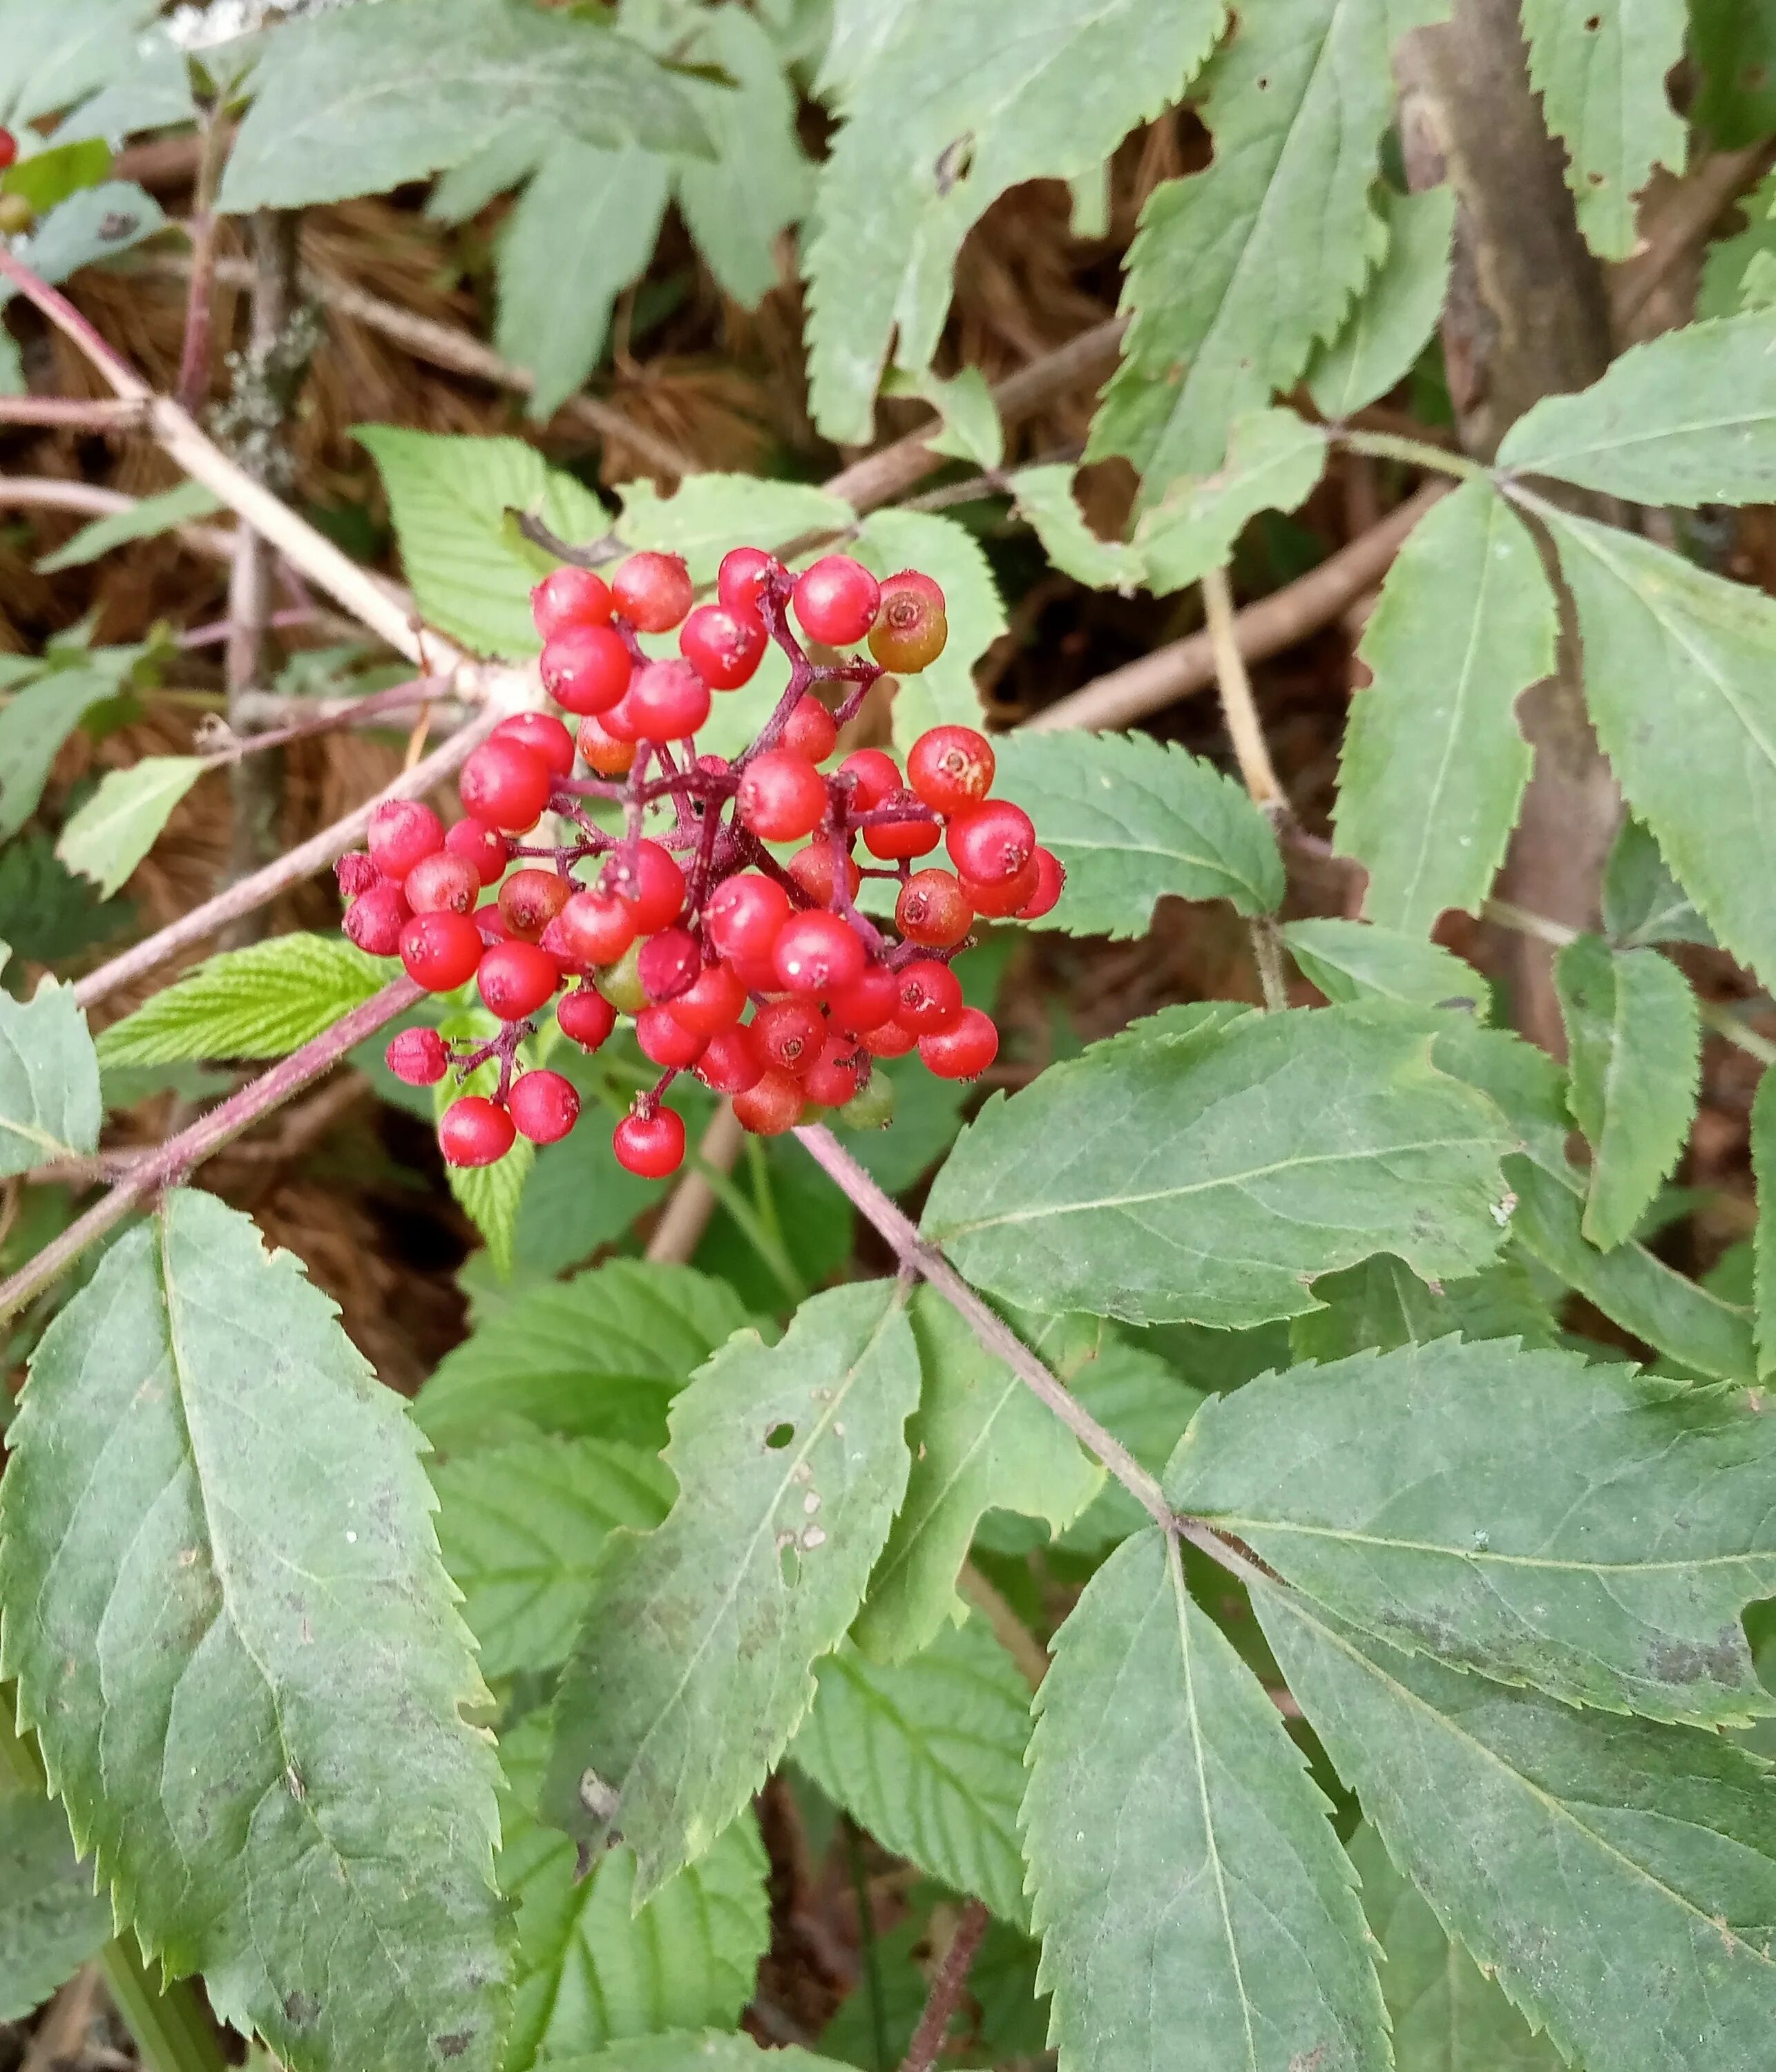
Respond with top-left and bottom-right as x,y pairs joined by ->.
839,1072 -> 896,1131
595,938 -> 649,1015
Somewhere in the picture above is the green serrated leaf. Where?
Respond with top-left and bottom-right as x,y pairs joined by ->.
1258,1588 -> 1776,2072
990,732 -> 1283,934
34,481 -> 223,575
852,1287 -> 1100,1662
1335,480 -> 1556,934
0,978 -> 100,1176
1500,314 -> 1776,505
850,509 -> 1006,751
0,831 -> 132,970
434,1435 -> 674,1679
55,755 -> 205,899
1305,184 -> 1458,418
1751,1070 -> 1776,1381
499,1718 -> 768,2069
908,366 -> 1004,470
95,933 -> 388,1065
1555,934 -> 1699,1250
1699,170 -> 1776,319
0,1192 -> 509,2072
1009,466 -> 1146,592
2,182 -> 166,303
1288,1252 -> 1557,1363
0,1747 -> 112,2022
803,0 -> 1223,442
1603,816 -> 1717,950
1024,1528 -> 1388,2072
1283,918 -> 1490,1015
1,134 -> 109,215
923,1003 -> 1515,1328
1171,1334 -> 1776,1725
0,670 -> 125,842
1132,407 -> 1326,582
614,476 -> 853,582
794,1615 -> 1031,1921
414,1260 -> 752,1456
544,1281 -> 920,1894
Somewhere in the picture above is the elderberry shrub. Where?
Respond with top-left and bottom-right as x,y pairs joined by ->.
336,548 -> 1064,1177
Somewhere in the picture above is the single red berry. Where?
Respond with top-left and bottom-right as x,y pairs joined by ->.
344,879 -> 410,957
404,850 -> 480,917
400,909 -> 484,992
718,545 -> 781,611
612,839 -> 687,934
752,997 -> 826,1075
493,711 -> 576,778
897,867 -> 973,948
557,985 -> 618,1051
336,851 -> 379,898
829,963 -> 899,1033
577,713 -> 638,776
440,1095 -> 517,1167
681,602 -> 768,690
670,958 -> 747,1035
705,872 -> 792,962
557,887 -> 638,966
477,939 -> 561,1020
727,950 -> 785,995
0,131 -> 17,176
895,958 -> 964,1033
734,1068 -> 805,1136
612,552 -> 694,633
802,1033 -> 863,1108
541,622 -> 632,716
738,749 -> 828,842
838,749 -> 901,812
907,724 -> 994,814
774,909 -> 867,996
385,1026 -> 449,1086
919,1006 -> 998,1080
946,798 -> 1036,885
460,738 -> 552,832
638,925 -> 702,1004
626,658 -> 711,741
598,687 -> 643,744
696,1022 -> 765,1095
781,694 -> 839,762
636,1004 -> 708,1070
863,1019 -> 917,1058
861,792 -> 942,861
869,570 -> 948,673
531,564 -> 613,640
367,798 -> 444,880
787,841 -> 862,909
960,856 -> 1041,918
1018,847 -> 1066,919
792,555 -> 880,646
613,1106 -> 687,1178
509,1068 -> 581,1144
445,818 -> 510,887
474,902 -> 511,943
499,867 -> 571,941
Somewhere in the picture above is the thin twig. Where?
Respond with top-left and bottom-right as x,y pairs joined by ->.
1611,141 -> 1776,332
1248,918 -> 1290,1012
0,396 -> 149,430
173,102 -> 231,414
898,1899 -> 991,2072
1203,563 -> 1284,809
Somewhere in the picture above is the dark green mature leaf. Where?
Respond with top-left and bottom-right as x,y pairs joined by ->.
990,733 -> 1283,936
924,1004 -> 1516,1328
1755,1071 -> 1776,1381
1555,935 -> 1699,1251
220,0 -> 708,212
1500,314 -> 1776,504
0,979 -> 100,1177
1288,1254 -> 1557,1363
0,1192 -> 508,2072
0,1747 -> 111,2022
55,756 -> 205,898
539,2035 -> 857,2072
0,670 -> 122,842
794,1616 -> 1031,1921
1092,0 -> 1445,479
95,934 -> 388,1065
1305,184 -> 1458,418
1024,1529 -> 1388,2072
414,1260 -> 752,1456
543,1282 -> 920,1897
1603,817 -> 1717,950
1693,0 -> 1776,145
852,1289 -> 1100,1662
1283,919 -> 1490,1015
499,1719 -> 768,2069
433,1436 -> 674,1679
803,0 -> 1223,443
1335,481 -> 1556,934
1170,1334 -> 1776,1725
1259,1589 -> 1776,2072
0,830 -> 133,970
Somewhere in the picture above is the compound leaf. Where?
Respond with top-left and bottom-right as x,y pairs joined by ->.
542,1281 -> 920,1899
0,1191 -> 508,2072
94,933 -> 389,1066
1023,1529 -> 1388,2072
0,978 -> 99,1176
55,756 -> 205,899
1305,184 -> 1458,419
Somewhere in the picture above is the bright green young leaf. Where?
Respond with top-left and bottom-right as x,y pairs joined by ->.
1170,1334 -> 1776,1725
0,1749 -> 112,2022
35,481 -> 223,574
55,755 -> 206,898
851,510 -> 1006,750
433,1435 -> 674,1679
499,1718 -> 767,2070
1751,1069 -> 1776,1381
1305,184 -> 1458,418
414,1260 -> 752,1456
990,732 -> 1283,935
3,182 -> 166,300
1500,313 -> 1776,505
1091,0 -> 1444,479
435,1010 -> 533,1278
614,476 -> 853,582
0,669 -> 125,842
1132,408 -> 1326,582
0,979 -> 100,1178
219,0 -> 708,212
356,428 -> 609,658
0,135 -> 108,213
1335,481 -> 1557,934
543,1281 -> 919,1897
803,0 -> 1223,442
1603,816 -> 1717,950
1258,1589 -> 1776,2072
0,1192 -> 508,2072
794,1615 -> 1031,1921
0,0 -> 159,124
852,1289 -> 1100,1662
924,1003 -> 1516,1328
1520,0 -> 1686,260
1009,466 -> 1145,593
1024,1528 -> 1388,2072
1554,934 -> 1699,1251
94,933 -> 388,1065
1283,919 -> 1490,1016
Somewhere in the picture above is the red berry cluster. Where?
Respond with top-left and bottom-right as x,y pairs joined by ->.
338,546 -> 1062,1179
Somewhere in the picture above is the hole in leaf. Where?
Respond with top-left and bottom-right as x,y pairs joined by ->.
765,1421 -> 794,1450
